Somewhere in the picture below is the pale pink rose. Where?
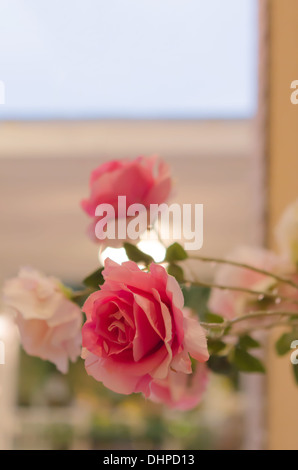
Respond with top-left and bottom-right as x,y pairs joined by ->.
208,246 -> 281,320
149,362 -> 209,411
82,259 -> 209,397
81,155 -> 172,246
272,273 -> 298,314
241,272 -> 298,332
2,267 -> 82,373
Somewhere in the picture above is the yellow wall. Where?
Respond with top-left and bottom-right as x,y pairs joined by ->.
267,0 -> 298,450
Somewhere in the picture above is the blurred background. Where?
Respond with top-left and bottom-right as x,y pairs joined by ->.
0,0 -> 297,450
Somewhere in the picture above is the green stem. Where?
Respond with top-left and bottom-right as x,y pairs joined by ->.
71,287 -> 94,300
189,254 -> 298,291
201,310 -> 298,333
229,310 -> 298,325
186,279 -> 298,306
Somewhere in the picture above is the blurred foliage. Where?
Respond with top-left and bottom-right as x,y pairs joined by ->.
182,284 -> 211,320
15,347 -> 244,450
14,281 -> 245,450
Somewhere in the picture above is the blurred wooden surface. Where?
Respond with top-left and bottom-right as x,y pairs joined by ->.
0,120 -> 251,159
0,120 -> 260,450
267,0 -> 298,451
0,152 -> 257,286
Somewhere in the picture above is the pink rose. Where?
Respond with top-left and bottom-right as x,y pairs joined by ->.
82,259 -> 209,398
2,267 -> 82,373
81,155 -> 172,246
149,362 -> 209,411
208,246 -> 281,320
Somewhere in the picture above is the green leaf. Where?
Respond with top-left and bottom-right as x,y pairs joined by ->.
182,285 -> 211,320
165,242 -> 188,262
223,325 -> 232,336
167,263 -> 185,283
83,267 -> 104,288
208,355 -> 235,375
204,312 -> 224,324
123,242 -> 154,265
275,331 -> 298,356
238,334 -> 260,350
233,347 -> 265,373
208,340 -> 226,355
71,292 -> 90,308
292,363 -> 298,385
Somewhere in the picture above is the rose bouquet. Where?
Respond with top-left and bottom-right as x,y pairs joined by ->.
2,155 -> 298,410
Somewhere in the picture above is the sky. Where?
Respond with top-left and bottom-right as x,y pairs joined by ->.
0,0 -> 258,119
